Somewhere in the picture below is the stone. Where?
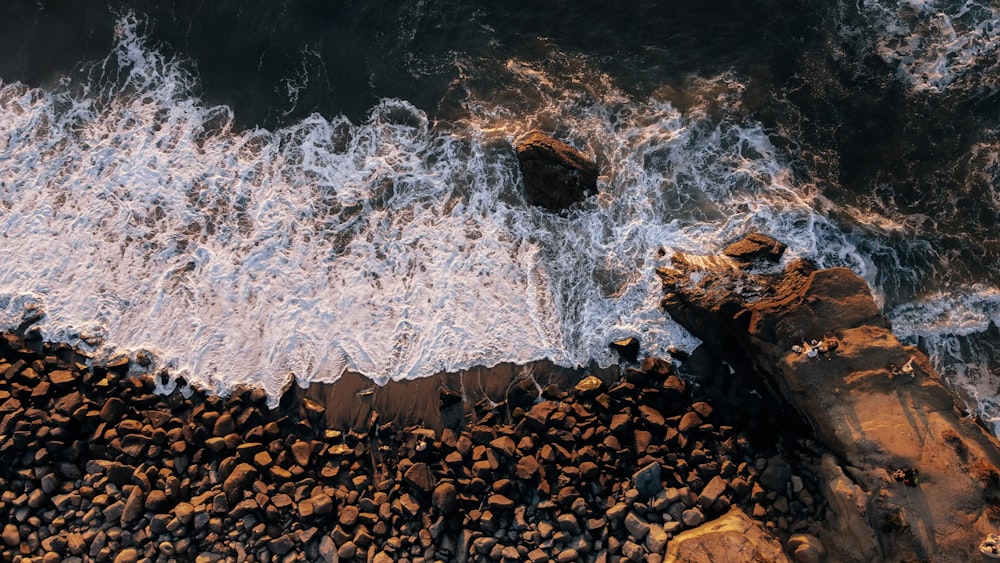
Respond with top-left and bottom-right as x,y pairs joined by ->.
290,440 -> 311,466
607,502 -> 629,521
638,405 -> 665,428
574,375 -> 606,398
174,501 -> 195,524
223,463 -> 258,504
515,455 -> 540,480
633,462 -> 662,500
610,336 -> 641,363
759,456 -> 792,493
681,507 -> 705,527
625,511 -> 650,540
557,513 -> 581,535
787,534 -> 826,563
268,534 -> 295,555
678,412 -> 703,433
488,494 -> 515,511
121,485 -> 145,525
48,369 -> 75,387
100,397 -> 126,422
213,413 -> 235,437
2,523 -> 19,547
722,232 -> 787,263
490,436 -> 516,457
145,489 -> 169,511
302,397 -> 326,421
646,523 -> 669,554
113,548 -> 139,563
403,461 -> 436,493
515,130 -> 599,212
697,475 -> 728,510
120,433 -> 151,458
621,540 -> 645,562
339,505 -> 359,526
318,535 -> 337,562
432,482 -> 457,514
337,541 -> 358,559
665,507 -> 790,562
311,493 -> 334,515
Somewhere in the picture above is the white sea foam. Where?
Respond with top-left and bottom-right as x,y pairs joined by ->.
855,0 -> 999,93
0,17 -> 874,405
889,286 -> 1000,431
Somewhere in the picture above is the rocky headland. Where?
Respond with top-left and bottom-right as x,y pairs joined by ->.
658,235 -> 1000,562
0,231 -> 998,563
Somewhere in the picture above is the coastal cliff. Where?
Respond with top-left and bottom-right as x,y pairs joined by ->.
658,236 -> 1000,562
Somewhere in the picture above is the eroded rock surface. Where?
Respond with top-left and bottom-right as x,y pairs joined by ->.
658,237 -> 1000,562
515,131 -> 599,212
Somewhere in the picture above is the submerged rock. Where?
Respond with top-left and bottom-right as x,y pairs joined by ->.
515,131 -> 599,212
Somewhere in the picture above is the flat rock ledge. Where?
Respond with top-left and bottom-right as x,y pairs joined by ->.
658,238 -> 1000,562
0,327 -> 831,562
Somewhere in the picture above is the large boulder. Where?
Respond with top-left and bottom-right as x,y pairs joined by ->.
515,131 -> 598,212
663,506 -> 790,561
722,232 -> 787,263
658,241 -> 1000,562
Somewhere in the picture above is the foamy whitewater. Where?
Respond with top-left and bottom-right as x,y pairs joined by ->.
0,13 -> 998,435
853,0 -> 999,93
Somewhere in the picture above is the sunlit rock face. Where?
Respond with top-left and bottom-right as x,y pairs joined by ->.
659,237 -> 1000,563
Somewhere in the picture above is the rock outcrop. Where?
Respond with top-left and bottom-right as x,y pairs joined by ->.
658,236 -> 1000,562
515,131 -> 599,212
664,506 -> 790,562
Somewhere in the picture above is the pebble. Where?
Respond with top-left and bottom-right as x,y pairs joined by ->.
0,333 -> 830,563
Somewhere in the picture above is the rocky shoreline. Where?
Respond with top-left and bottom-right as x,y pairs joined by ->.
0,323 -> 831,562
2,234 -> 999,562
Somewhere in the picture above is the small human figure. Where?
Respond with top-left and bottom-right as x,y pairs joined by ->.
892,467 -> 919,487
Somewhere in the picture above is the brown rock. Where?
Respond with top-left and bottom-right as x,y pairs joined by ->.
339,504 -> 359,526
574,375 -> 606,399
120,434 -> 151,458
112,548 -> 139,563
610,336 -> 641,363
100,397 -> 126,422
121,485 -> 144,525
432,482 -> 458,514
722,232 -> 787,263
223,463 -> 258,504
488,494 -> 515,511
213,413 -> 235,437
666,507 -> 789,562
638,405 -> 665,428
290,440 -> 311,467
515,455 -> 540,480
2,523 -> 19,547
48,369 -> 76,387
268,534 -> 295,555
697,476 -> 728,510
311,494 -> 334,515
490,436 -> 516,457
145,489 -> 169,511
515,130 -> 599,212
403,461 -> 436,493
678,412 -> 703,433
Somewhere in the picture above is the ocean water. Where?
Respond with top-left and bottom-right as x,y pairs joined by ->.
0,2 -> 997,427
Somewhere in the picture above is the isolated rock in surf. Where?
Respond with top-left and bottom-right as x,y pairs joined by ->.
515,131 -> 599,212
